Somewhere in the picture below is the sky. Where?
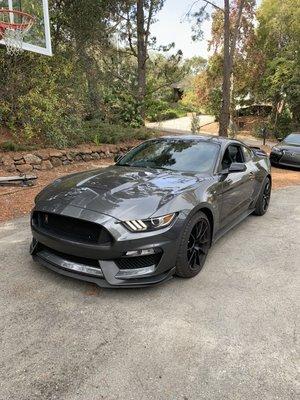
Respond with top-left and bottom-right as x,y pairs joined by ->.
151,0 -> 213,60
151,0 -> 262,60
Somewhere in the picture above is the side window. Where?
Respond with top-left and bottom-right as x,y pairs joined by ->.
221,145 -> 244,170
242,146 -> 253,162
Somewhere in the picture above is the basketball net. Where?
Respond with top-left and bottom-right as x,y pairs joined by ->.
3,27 -> 25,55
0,8 -> 35,56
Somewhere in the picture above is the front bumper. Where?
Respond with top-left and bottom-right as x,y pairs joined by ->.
30,208 -> 185,288
270,152 -> 300,169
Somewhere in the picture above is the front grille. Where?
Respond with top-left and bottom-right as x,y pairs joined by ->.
32,212 -> 112,245
116,253 -> 162,270
270,153 -> 282,162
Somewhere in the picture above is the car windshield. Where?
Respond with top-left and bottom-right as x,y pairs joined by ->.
284,133 -> 300,145
117,139 -> 219,173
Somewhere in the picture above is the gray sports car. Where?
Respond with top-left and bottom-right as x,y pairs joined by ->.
270,132 -> 300,169
30,136 -> 271,288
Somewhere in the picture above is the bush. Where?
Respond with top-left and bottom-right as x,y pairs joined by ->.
146,99 -> 191,122
0,140 -> 26,152
0,49 -> 87,149
252,107 -> 295,140
78,121 -> 153,146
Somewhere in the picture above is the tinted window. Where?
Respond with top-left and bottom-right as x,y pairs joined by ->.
284,133 -> 300,145
242,146 -> 253,162
221,145 -> 244,170
118,139 -> 219,173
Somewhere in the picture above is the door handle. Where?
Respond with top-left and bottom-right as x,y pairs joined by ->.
249,172 -> 255,180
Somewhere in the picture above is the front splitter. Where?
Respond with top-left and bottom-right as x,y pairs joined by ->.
32,254 -> 175,289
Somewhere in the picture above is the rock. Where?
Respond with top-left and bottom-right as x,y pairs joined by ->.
79,146 -> 93,155
13,153 -> 24,161
49,150 -> 63,158
1,155 -> 15,172
5,164 -> 16,172
1,155 -> 14,166
62,160 -> 71,165
91,152 -> 100,160
15,159 -> 25,165
17,164 -> 33,173
51,157 -> 63,167
66,152 -> 76,161
74,155 -> 82,161
40,160 -> 53,170
34,150 -> 50,160
23,154 -> 42,165
82,154 -> 92,161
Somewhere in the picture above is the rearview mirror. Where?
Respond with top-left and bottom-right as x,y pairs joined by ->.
114,154 -> 123,163
228,162 -> 247,173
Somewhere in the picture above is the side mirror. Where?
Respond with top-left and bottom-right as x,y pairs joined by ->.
228,162 -> 247,173
114,154 -> 123,163
277,137 -> 283,142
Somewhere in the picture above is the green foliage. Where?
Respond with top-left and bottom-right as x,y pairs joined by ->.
146,100 -> 190,122
253,108 -> 293,139
82,121 -> 153,145
0,48 -> 86,148
0,141 -> 25,152
255,0 -> 300,127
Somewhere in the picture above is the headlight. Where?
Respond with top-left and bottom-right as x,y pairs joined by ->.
123,213 -> 177,232
272,146 -> 283,154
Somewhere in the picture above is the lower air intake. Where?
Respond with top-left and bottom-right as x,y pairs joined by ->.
116,253 -> 162,270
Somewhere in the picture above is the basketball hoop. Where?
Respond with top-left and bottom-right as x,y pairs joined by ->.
0,8 -> 35,55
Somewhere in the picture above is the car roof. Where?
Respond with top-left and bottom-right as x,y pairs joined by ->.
152,135 -> 246,148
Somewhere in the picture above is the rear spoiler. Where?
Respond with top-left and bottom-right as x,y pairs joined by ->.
249,146 -> 268,157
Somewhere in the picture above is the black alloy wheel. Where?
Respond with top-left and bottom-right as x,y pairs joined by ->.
253,177 -> 271,216
176,211 -> 211,278
187,219 -> 210,270
262,179 -> 271,212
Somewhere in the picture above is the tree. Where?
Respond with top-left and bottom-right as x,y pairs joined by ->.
51,0 -> 120,119
254,0 -> 300,129
116,0 -> 166,120
189,0 -> 253,136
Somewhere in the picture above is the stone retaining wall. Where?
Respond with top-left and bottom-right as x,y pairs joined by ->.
0,143 -> 138,173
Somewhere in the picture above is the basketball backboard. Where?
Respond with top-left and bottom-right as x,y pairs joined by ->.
0,0 -> 52,55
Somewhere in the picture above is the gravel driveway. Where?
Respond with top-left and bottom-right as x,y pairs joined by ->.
0,186 -> 299,400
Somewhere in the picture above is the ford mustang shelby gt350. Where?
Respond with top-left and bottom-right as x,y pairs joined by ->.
30,136 -> 271,288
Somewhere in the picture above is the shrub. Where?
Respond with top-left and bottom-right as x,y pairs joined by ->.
146,99 -> 192,122
0,140 -> 25,152
79,121 -> 153,146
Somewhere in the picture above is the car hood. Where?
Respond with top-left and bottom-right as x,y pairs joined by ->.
274,142 -> 300,153
36,165 -> 205,220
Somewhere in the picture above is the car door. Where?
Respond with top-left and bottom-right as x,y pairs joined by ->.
219,144 -> 257,229
241,145 -> 261,201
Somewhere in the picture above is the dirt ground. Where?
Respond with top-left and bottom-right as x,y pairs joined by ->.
0,159 -> 111,223
0,159 -> 299,223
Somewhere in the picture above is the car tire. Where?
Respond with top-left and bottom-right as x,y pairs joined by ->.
175,211 -> 211,278
253,177 -> 271,216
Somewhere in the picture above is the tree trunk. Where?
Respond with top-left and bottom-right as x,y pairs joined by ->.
76,42 -> 102,119
219,0 -> 231,137
136,0 -> 147,121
